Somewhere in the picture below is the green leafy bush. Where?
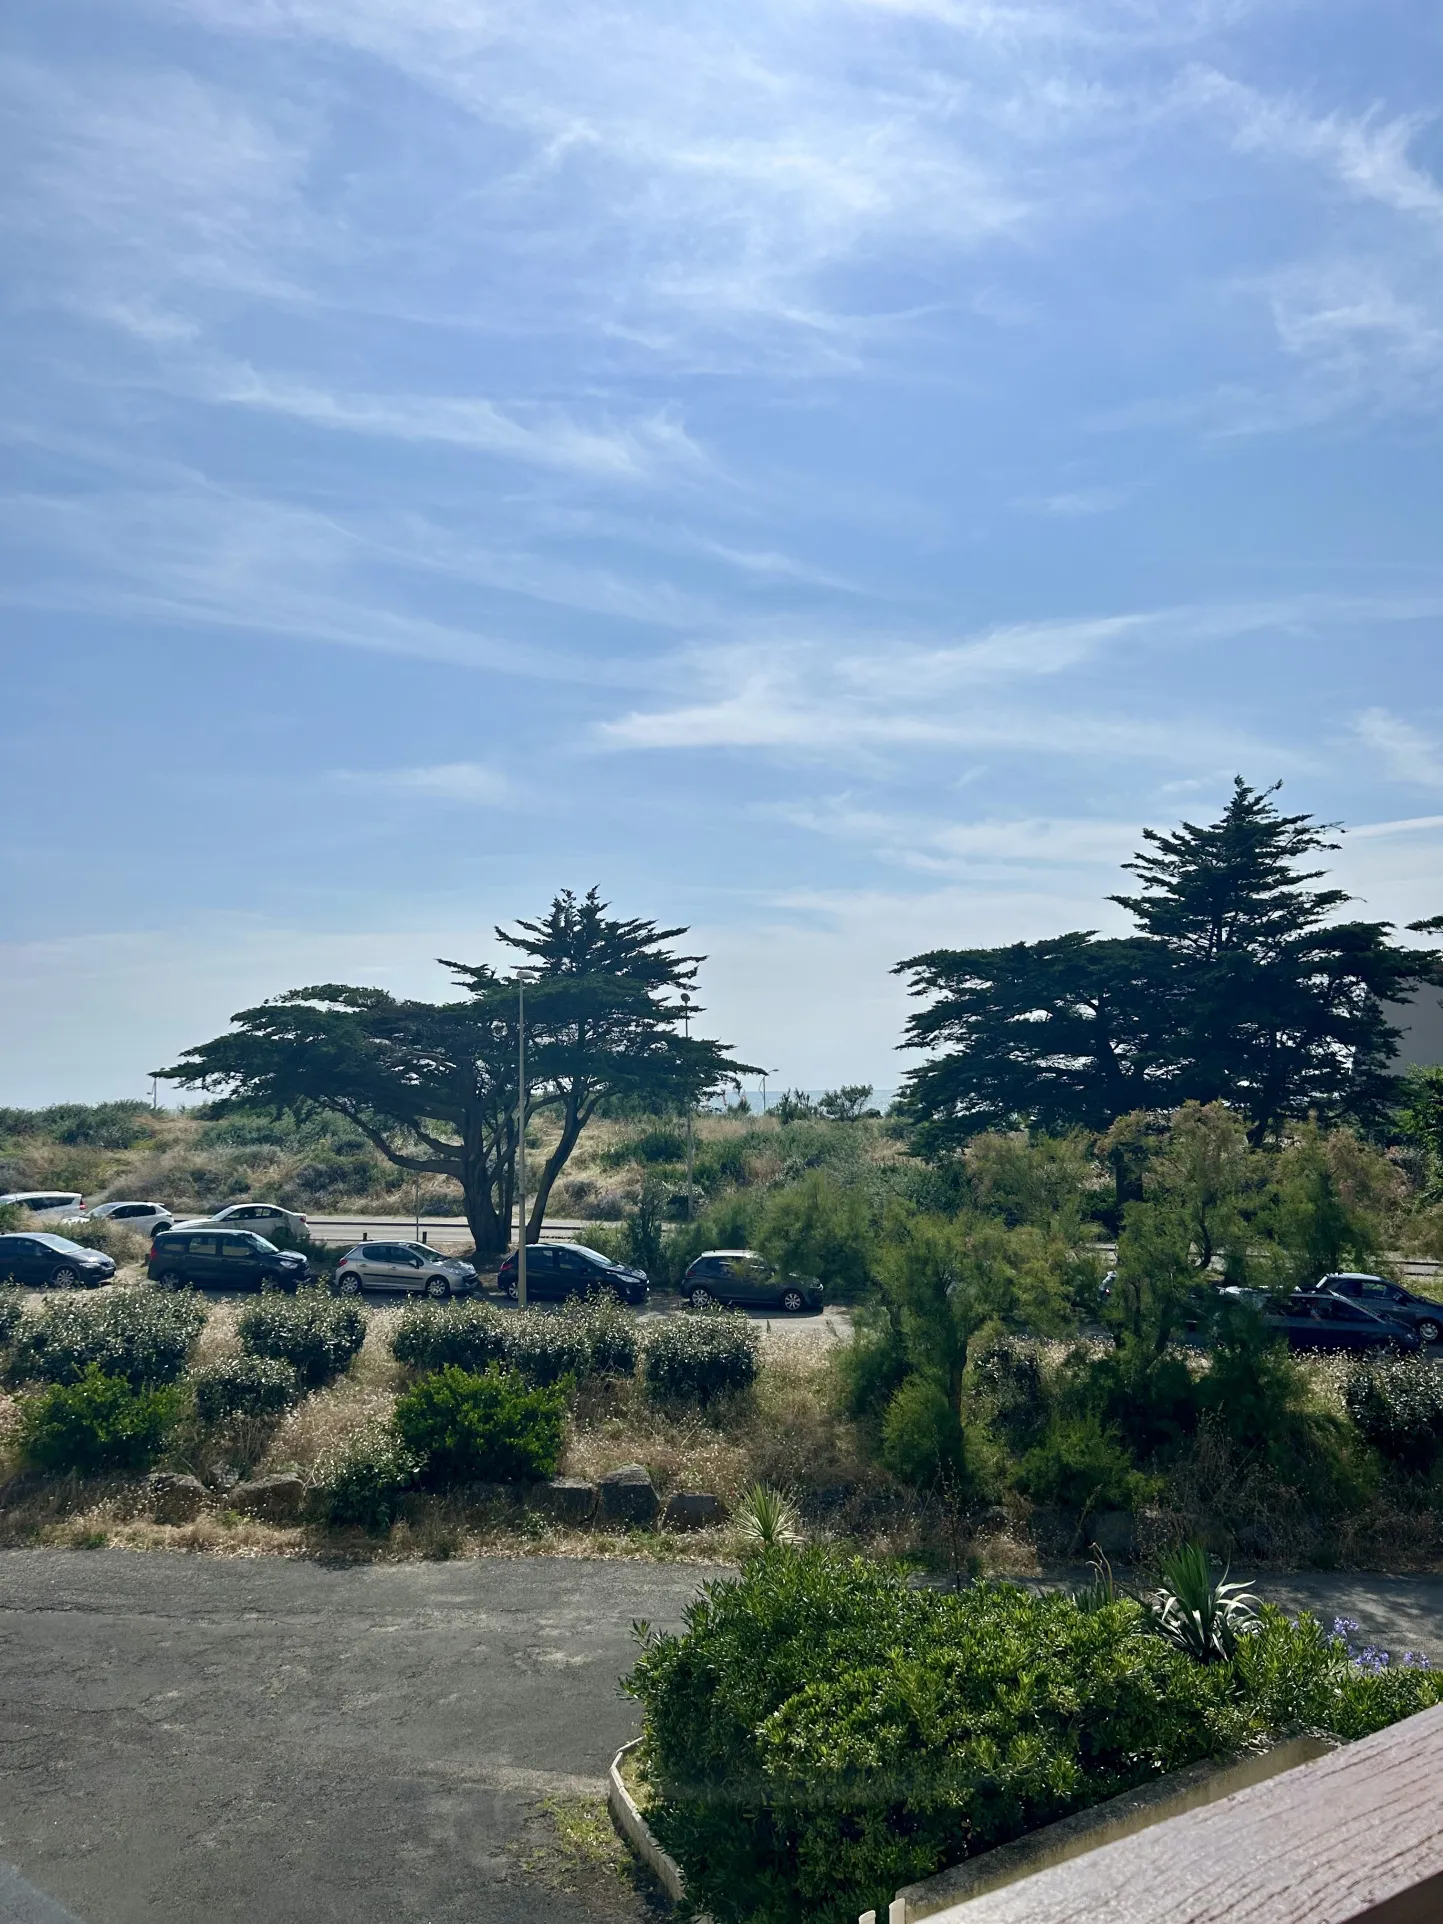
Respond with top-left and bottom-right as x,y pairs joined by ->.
0,1285 -> 23,1347
1345,1356 -> 1443,1473
19,1367 -> 182,1474
561,1294 -> 639,1378
642,1311 -> 758,1405
391,1299 -> 509,1374
503,1313 -> 591,1388
236,1290 -> 366,1388
192,1354 -> 300,1425
392,1366 -> 566,1486
1017,1413 -> 1144,1515
601,1127 -> 686,1168
880,1377 -> 968,1487
315,1425 -> 420,1530
626,1549 -> 1443,1924
6,1288 -> 206,1389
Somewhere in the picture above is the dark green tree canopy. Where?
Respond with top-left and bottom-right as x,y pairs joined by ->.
158,889 -> 753,1255
896,781 -> 1443,1149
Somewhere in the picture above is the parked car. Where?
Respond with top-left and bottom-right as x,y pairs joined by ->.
1300,1272 -> 1443,1346
0,1232 -> 116,1289
172,1202 -> 308,1242
148,1228 -> 309,1293
67,1200 -> 174,1239
1221,1286 -> 1422,1354
681,1249 -> 823,1314
335,1241 -> 479,1299
0,1191 -> 85,1223
495,1242 -> 648,1305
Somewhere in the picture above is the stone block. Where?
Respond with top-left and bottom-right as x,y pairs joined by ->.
533,1478 -> 597,1525
662,1490 -> 724,1531
597,1463 -> 659,1527
229,1473 -> 306,1521
149,1472 -> 206,1524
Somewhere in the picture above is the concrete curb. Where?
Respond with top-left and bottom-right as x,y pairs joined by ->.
607,1739 -> 690,1906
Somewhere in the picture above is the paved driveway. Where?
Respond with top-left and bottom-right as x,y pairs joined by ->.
0,1551 -> 718,1924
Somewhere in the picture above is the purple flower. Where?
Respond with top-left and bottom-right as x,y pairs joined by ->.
1401,1651 -> 1433,1670
1333,1616 -> 1361,1638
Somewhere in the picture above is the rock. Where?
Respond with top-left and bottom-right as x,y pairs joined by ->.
662,1490 -> 724,1531
205,1463 -> 240,1493
228,1474 -> 306,1521
533,1478 -> 597,1525
597,1463 -> 659,1528
149,1473 -> 206,1524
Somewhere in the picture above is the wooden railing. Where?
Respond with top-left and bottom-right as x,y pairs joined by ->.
872,1702 -> 1443,1924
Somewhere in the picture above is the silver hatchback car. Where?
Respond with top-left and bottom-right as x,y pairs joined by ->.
335,1240 -> 479,1300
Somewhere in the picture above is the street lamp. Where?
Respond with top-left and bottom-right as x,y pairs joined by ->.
680,991 -> 694,1221
514,970 -> 538,1309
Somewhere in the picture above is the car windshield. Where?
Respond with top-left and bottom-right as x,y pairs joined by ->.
251,1236 -> 279,1254
37,1235 -> 91,1256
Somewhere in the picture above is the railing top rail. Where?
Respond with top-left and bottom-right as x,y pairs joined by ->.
918,1701 -> 1443,1924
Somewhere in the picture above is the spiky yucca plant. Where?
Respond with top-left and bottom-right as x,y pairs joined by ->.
1147,1542 -> 1258,1662
735,1483 -> 801,1553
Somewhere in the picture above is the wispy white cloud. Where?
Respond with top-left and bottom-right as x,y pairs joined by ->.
1356,709 -> 1443,789
335,761 -> 511,803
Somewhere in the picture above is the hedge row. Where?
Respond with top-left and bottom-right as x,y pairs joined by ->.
4,1287 -> 207,1389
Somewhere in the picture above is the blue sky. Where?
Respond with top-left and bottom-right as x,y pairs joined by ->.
3,0 -> 1442,1105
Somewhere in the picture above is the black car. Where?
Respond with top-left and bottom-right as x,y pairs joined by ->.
0,1232 -> 116,1290
148,1228 -> 309,1293
1300,1273 -> 1443,1347
1235,1287 -> 1423,1354
496,1243 -> 648,1305
681,1249 -> 823,1314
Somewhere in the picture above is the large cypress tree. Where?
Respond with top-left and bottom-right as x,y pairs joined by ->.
897,781 -> 1443,1148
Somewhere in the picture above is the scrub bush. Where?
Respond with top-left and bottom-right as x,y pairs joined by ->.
192,1354 -> 300,1425
626,1548 -> 1443,1924
561,1294 -> 639,1378
1345,1356 -> 1443,1474
392,1366 -> 566,1486
19,1367 -> 182,1475
237,1290 -> 366,1388
315,1425 -> 420,1531
6,1287 -> 206,1389
52,1217 -> 148,1263
502,1313 -> 591,1388
642,1311 -> 759,1406
0,1285 -> 23,1347
391,1299 -> 509,1375
1016,1413 -> 1145,1515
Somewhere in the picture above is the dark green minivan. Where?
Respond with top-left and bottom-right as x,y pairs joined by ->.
148,1229 -> 309,1293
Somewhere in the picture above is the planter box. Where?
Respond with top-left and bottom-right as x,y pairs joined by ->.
607,1739 -> 693,1908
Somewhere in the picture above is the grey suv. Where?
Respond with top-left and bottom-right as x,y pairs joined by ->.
682,1250 -> 822,1314
335,1242 -> 479,1299
148,1229 -> 309,1293
1301,1272 -> 1442,1346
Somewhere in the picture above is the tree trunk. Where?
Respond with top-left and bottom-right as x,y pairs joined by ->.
526,1093 -> 585,1241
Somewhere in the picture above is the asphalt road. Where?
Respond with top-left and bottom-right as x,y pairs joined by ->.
0,1551 -> 718,1924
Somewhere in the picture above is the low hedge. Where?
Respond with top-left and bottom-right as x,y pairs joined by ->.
192,1354 -> 300,1425
392,1365 -> 566,1486
19,1367 -> 182,1475
0,1285 -> 23,1348
6,1287 -> 206,1390
1345,1356 -> 1443,1473
626,1547 -> 1443,1924
237,1290 -> 367,1388
391,1297 -> 637,1387
391,1300 -> 509,1375
315,1425 -> 420,1531
642,1310 -> 758,1405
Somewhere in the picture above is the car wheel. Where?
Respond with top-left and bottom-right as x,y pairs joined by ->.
157,1269 -> 185,1291
689,1286 -> 713,1309
49,1265 -> 80,1290
426,1274 -> 450,1301
338,1270 -> 362,1296
504,1278 -> 519,1301
1417,1318 -> 1441,1345
780,1289 -> 806,1314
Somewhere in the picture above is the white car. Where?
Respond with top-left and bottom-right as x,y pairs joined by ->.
69,1200 -> 175,1239
172,1202 -> 308,1242
335,1241 -> 479,1299
0,1190 -> 85,1223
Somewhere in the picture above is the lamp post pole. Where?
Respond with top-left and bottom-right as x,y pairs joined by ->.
681,992 -> 694,1221
517,973 -> 528,1311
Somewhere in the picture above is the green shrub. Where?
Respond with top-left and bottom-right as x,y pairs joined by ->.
756,1170 -> 873,1300
642,1311 -> 758,1405
1345,1356 -> 1443,1473
880,1377 -> 968,1488
503,1312 -> 591,1388
561,1294 -> 639,1378
601,1127 -> 686,1168
626,1549 -> 1443,1924
6,1288 -> 206,1389
236,1290 -> 366,1388
967,1337 -> 1049,1452
19,1367 -> 182,1475
392,1366 -> 566,1486
391,1299 -> 509,1374
0,1285 -> 23,1347
1017,1413 -> 1144,1515
192,1354 -> 300,1425
315,1425 -> 420,1530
